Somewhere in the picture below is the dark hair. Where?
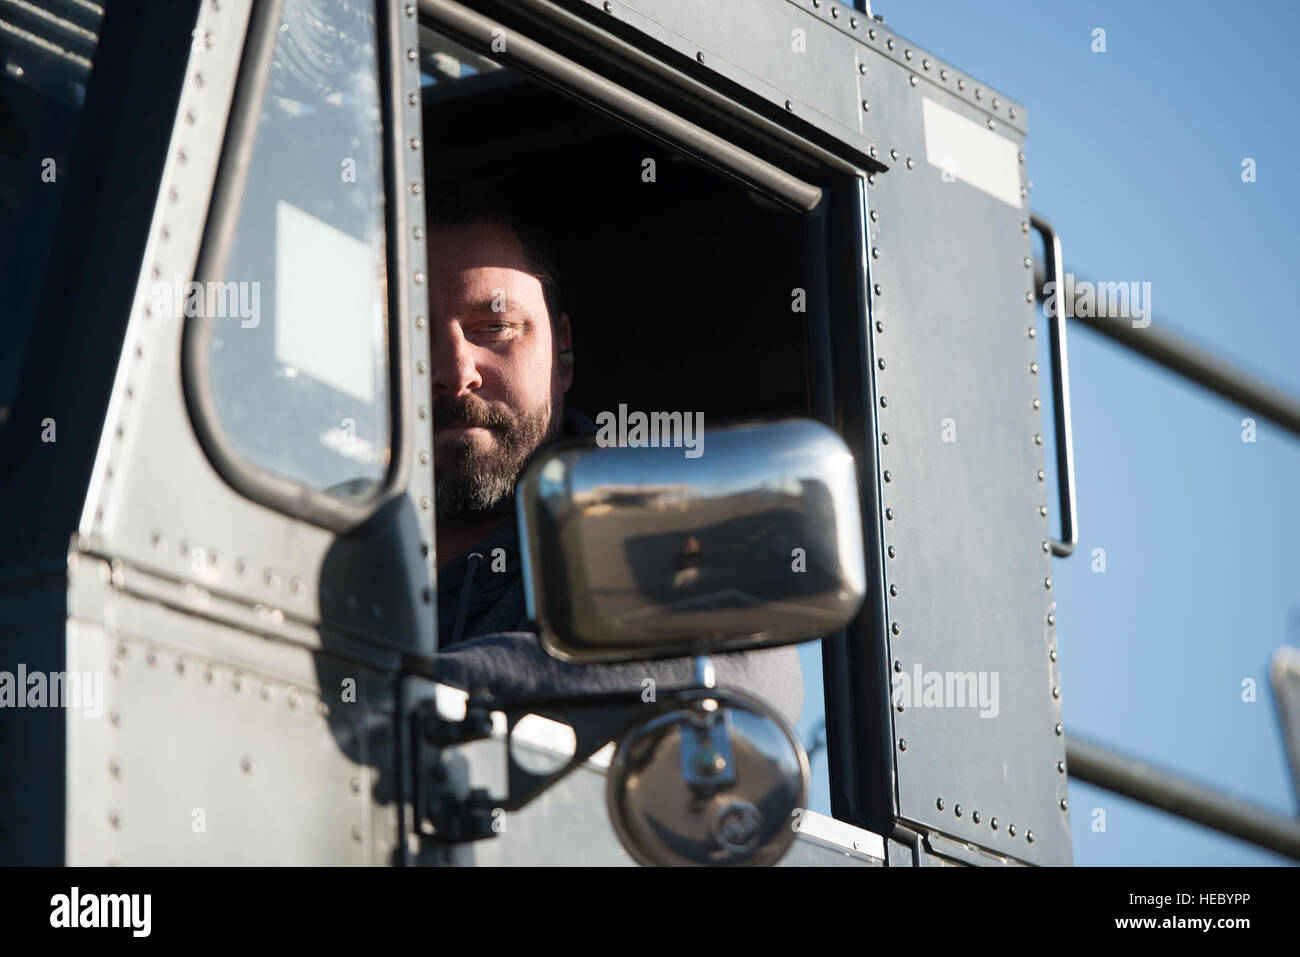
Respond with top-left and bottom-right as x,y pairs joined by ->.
425,180 -> 565,329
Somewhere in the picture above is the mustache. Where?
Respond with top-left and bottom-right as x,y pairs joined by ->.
433,395 -> 515,431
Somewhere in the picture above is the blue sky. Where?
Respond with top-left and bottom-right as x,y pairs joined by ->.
799,0 -> 1300,865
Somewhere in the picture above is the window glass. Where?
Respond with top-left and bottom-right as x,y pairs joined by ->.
205,0 -> 391,501
0,1 -> 105,421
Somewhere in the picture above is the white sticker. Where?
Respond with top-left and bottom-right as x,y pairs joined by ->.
922,97 -> 1022,208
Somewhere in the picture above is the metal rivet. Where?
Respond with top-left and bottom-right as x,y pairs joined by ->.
1044,577 -> 1052,589
885,508 -> 894,521
416,360 -> 427,375
894,660 -> 902,672
418,406 -> 429,419
351,777 -> 362,793
1025,291 -> 1034,303
290,577 -> 303,595
406,4 -> 415,16
1049,648 -> 1057,662
880,396 -> 887,408
1032,398 -> 1041,409
850,16 -> 858,28
1028,327 -> 1037,338
1047,612 -> 1055,624
898,738 -> 907,751
1052,686 -> 1060,699
1034,433 -> 1043,445
785,100 -> 793,111
1029,362 -> 1038,374
906,157 -> 913,169
858,62 -> 866,75
867,173 -> 875,185
987,119 -> 995,129
413,226 -> 424,241
936,797 -> 944,811
881,432 -> 889,444
939,69 -> 948,80
413,271 -> 425,285
975,87 -> 983,99
869,27 -> 876,39
419,451 -> 430,465
887,545 -> 896,558
862,99 -> 870,112
145,649 -> 156,667
871,246 -> 880,259
904,49 -> 912,60
954,804 -> 962,818
991,817 -> 999,830
1039,505 -> 1048,517
406,48 -> 417,61
889,584 -> 898,597
415,315 -> 426,329
891,622 -> 900,635
108,810 -> 121,828
873,283 -> 883,296
407,92 -> 418,106
1054,723 -> 1063,736
1021,221 -> 1029,233
1056,761 -> 1065,773
831,6 -> 839,18
992,97 -> 999,109
695,51 -> 704,63
1008,824 -> 1016,837
351,825 -> 363,842
1037,470 -> 1045,481
886,38 -> 894,50
603,0 -> 612,10
1026,830 -> 1034,843
420,496 -> 431,511
883,471 -> 892,484
1009,107 -> 1017,119
261,684 -> 272,701
957,79 -> 965,90
869,209 -> 878,222
875,320 -> 884,332
909,76 -> 917,87
972,810 -> 981,824
890,149 -> 898,161
241,756 -> 252,773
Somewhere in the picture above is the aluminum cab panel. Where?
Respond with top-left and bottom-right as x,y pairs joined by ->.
863,62 -> 1070,864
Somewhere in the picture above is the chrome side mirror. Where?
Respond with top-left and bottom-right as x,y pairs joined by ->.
516,418 -> 866,662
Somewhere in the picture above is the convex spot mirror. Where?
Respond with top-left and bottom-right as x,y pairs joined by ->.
516,418 -> 867,663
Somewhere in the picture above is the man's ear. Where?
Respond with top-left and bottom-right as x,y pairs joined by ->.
556,312 -> 574,393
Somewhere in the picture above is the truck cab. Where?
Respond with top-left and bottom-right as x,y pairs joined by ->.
2,0 -> 1080,866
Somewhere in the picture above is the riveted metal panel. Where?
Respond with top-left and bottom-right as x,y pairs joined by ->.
861,54 -> 1069,864
66,557 -> 400,865
77,0 -> 436,657
566,0 -> 1025,164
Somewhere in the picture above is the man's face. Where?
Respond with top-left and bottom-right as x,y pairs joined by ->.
427,220 -> 572,519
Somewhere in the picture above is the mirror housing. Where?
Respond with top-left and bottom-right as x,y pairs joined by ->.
516,418 -> 867,663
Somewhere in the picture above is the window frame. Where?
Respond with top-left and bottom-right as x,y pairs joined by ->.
182,0 -> 415,532
416,0 -> 886,829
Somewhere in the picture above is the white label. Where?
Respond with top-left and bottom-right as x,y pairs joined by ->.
922,97 -> 1022,209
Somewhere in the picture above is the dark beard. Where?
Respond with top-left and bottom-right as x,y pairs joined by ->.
433,393 -> 562,520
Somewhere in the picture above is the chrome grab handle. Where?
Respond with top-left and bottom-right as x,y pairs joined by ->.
1031,213 -> 1078,558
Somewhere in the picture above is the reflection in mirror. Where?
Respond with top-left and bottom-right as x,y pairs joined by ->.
516,419 -> 866,663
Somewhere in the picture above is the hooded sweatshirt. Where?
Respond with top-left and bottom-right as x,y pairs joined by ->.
431,408 -> 806,728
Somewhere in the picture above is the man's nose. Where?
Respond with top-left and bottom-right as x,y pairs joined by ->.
430,323 -> 483,397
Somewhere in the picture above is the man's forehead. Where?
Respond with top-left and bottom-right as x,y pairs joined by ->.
426,220 -> 533,275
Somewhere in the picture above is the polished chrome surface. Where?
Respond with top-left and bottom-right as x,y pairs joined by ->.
605,688 -> 809,867
516,418 -> 866,662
